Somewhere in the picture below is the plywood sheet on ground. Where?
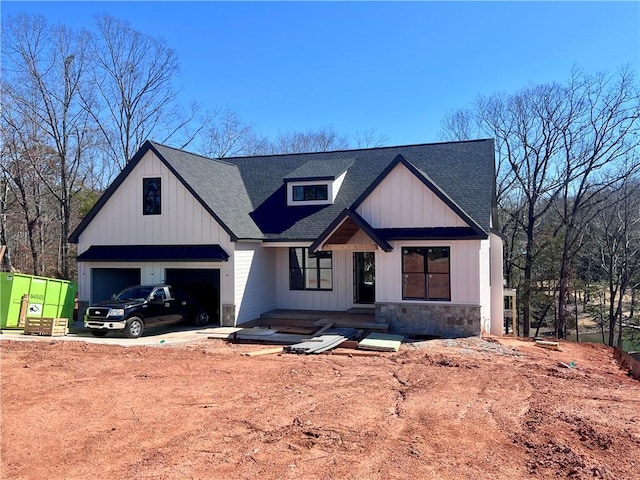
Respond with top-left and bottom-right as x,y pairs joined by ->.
358,332 -> 405,352
206,327 -> 277,339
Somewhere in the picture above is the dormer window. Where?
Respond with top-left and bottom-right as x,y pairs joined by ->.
287,181 -> 332,206
284,157 -> 354,207
293,184 -> 328,202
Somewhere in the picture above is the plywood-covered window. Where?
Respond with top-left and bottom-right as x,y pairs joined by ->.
402,247 -> 450,301
289,248 -> 333,291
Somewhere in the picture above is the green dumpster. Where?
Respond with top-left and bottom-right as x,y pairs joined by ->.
0,273 -> 77,329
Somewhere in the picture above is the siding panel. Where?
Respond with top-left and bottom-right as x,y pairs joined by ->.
234,244 -> 277,324
275,248 -> 349,311
77,151 -> 235,307
356,163 -> 468,229
79,151 -> 232,252
375,240 -> 481,304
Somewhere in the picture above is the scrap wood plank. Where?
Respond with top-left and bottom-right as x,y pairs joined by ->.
272,326 -> 317,334
206,327 -> 277,339
339,340 -> 359,349
358,332 -> 405,352
18,294 -> 29,328
229,333 -> 310,345
535,340 -> 561,351
312,321 -> 335,336
244,347 -> 284,357
323,348 -> 382,357
24,317 -> 68,337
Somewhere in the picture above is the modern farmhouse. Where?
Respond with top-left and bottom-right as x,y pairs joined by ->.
70,139 -> 504,337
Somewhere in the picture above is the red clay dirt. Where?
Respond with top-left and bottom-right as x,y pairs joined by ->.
1,335 -> 639,480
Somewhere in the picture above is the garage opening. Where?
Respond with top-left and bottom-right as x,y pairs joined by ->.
165,269 -> 220,324
91,268 -> 141,303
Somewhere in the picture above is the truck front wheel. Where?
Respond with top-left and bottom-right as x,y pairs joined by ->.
125,317 -> 144,338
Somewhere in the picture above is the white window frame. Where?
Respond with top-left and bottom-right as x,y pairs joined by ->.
286,180 -> 333,206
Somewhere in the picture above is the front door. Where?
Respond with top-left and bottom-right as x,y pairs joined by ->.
353,252 -> 375,304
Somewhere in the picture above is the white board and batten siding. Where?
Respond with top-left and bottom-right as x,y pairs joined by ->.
355,162 -> 485,305
273,162 -> 490,310
76,150 -> 235,305
375,240 -> 482,305
479,238 -> 492,329
234,243 -> 277,324
274,248 -> 353,311
357,163 -> 467,229
489,232 -> 505,335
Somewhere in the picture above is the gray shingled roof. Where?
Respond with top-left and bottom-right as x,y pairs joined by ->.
149,142 -> 264,240
70,138 -> 496,244
227,139 -> 495,241
283,157 -> 355,181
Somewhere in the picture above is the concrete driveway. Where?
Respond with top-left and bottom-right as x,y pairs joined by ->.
0,322 -> 225,347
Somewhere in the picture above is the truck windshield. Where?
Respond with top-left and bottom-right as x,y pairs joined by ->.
116,286 -> 154,301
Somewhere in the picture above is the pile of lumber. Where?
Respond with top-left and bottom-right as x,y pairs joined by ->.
24,317 -> 68,337
208,323 -> 407,356
285,327 -> 358,354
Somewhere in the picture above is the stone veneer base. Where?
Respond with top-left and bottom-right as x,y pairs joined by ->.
375,302 -> 481,337
221,304 -> 236,327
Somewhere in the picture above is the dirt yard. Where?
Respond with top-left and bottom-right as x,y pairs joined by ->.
1,335 -> 639,480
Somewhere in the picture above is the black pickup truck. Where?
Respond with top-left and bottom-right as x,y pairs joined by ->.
84,285 -> 209,338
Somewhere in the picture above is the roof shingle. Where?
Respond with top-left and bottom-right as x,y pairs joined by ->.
70,138 -> 496,244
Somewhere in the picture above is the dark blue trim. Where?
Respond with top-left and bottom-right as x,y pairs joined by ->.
376,227 -> 486,241
284,176 -> 334,182
77,244 -> 230,262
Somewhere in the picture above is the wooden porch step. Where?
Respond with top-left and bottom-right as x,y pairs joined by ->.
256,310 -> 388,334
316,318 -> 388,333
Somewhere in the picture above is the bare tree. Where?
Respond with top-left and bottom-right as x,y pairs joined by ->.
2,14 -> 94,278
199,107 -> 269,159
269,126 -> 350,154
0,138 -> 46,275
439,108 -> 478,142
352,128 -> 389,149
590,181 -> 640,346
198,115 -> 387,158
441,67 -> 640,340
554,68 -> 640,339
0,171 -> 12,271
442,83 -> 569,336
86,14 -> 191,170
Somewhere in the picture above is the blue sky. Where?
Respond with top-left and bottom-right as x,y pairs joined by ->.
3,1 -> 639,147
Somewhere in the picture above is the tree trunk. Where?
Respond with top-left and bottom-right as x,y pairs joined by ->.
556,258 -> 570,339
575,284 -> 580,342
522,222 -> 535,337
0,177 -> 12,271
599,289 -> 606,344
